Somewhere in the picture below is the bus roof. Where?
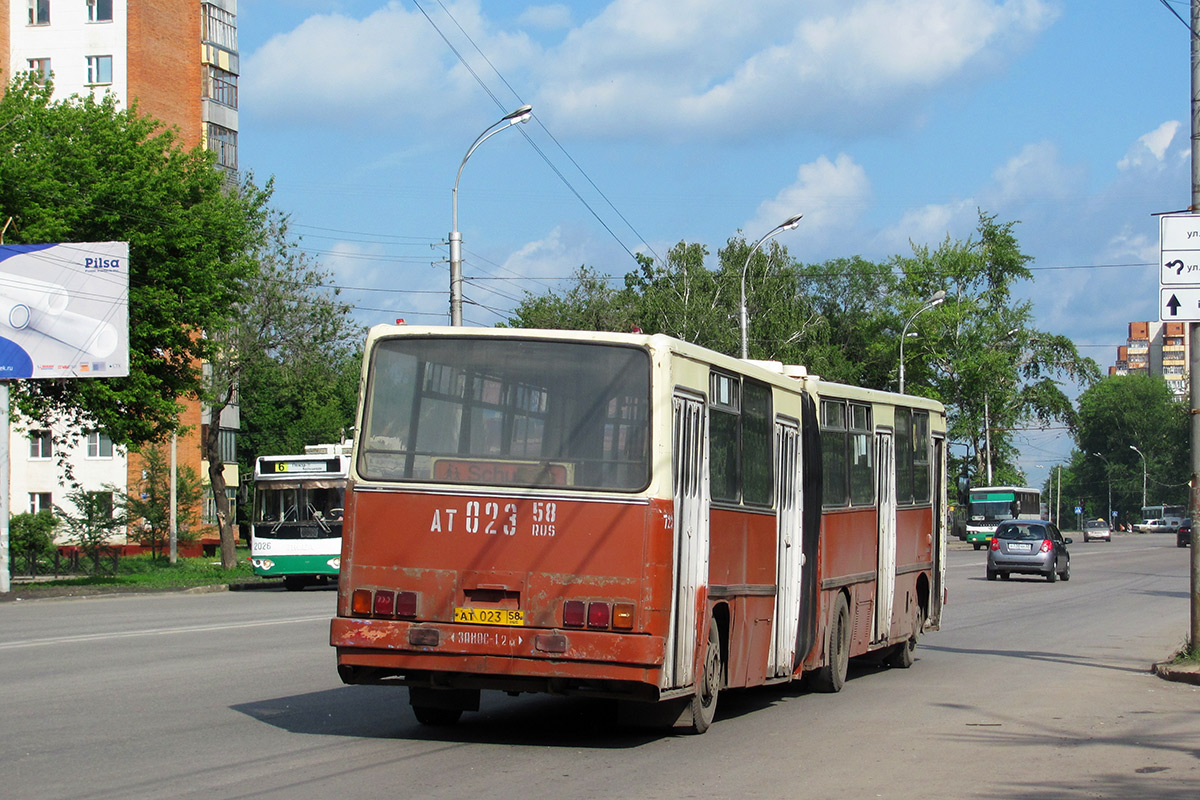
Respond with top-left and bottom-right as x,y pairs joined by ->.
363,324 -> 946,413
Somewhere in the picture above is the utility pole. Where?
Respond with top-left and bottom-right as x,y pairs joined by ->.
1189,0 -> 1200,653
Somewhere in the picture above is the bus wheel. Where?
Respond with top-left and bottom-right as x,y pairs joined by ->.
972,543 -> 981,551
885,607 -> 921,669
814,594 -> 850,693
283,576 -> 307,591
412,705 -> 463,727
688,623 -> 722,734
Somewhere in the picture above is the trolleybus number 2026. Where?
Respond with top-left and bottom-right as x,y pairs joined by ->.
428,499 -> 560,537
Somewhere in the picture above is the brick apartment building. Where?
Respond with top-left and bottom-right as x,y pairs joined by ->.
2,0 -> 240,549
1109,320 -> 1190,399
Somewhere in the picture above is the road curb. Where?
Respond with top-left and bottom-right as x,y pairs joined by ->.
1152,661 -> 1200,685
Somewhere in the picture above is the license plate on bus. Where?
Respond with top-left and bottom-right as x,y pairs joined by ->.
1008,543 -> 1032,553
453,607 -> 525,626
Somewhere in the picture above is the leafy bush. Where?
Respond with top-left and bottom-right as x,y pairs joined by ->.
9,511 -> 58,575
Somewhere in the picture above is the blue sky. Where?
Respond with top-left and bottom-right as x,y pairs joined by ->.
235,1 -> 1193,485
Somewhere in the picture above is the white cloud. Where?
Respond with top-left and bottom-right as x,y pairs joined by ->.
243,2 -> 535,128
518,4 -> 572,29
989,141 -> 1085,204
245,0 -> 1057,139
1117,121 -> 1181,170
746,154 -> 872,250
499,226 -> 591,280
537,0 -> 1058,139
877,199 -> 978,253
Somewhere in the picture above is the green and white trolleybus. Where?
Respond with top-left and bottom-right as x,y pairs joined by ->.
251,441 -> 351,590
965,485 -> 1042,550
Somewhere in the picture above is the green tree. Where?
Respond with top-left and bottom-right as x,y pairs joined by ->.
8,510 -> 58,575
202,210 -> 359,567
508,265 -> 634,332
0,75 -> 269,450
123,443 -> 203,560
1074,374 -> 1189,523
894,212 -> 1099,484
55,488 -> 125,573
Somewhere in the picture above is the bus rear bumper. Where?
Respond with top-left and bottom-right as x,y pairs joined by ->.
331,616 -> 666,700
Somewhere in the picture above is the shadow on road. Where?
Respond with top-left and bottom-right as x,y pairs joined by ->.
230,658 -> 893,746
922,643 -> 1152,674
232,685 -> 666,747
931,706 -> 1200,800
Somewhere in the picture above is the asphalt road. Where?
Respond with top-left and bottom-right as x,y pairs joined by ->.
2,533 -> 1197,800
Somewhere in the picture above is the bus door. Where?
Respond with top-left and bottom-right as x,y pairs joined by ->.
667,392 -> 710,688
874,429 -> 897,644
930,435 -> 946,627
770,417 -> 803,677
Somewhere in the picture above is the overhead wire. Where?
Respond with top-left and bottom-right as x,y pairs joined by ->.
413,0 -> 655,266
1157,0 -> 1200,38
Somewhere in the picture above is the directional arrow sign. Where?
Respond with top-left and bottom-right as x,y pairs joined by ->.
1159,215 -> 1200,318
1160,287 -> 1200,320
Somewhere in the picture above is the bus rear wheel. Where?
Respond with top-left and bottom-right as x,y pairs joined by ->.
885,606 -> 921,669
814,594 -> 850,693
688,623 -> 722,734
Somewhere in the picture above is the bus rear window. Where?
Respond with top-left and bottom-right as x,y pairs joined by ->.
359,338 -> 651,491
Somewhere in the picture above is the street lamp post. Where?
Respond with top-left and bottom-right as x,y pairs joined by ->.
981,327 -> 1021,485
898,290 -> 946,394
449,104 -> 533,326
1092,451 -> 1112,525
1130,444 -> 1148,516
739,213 -> 803,359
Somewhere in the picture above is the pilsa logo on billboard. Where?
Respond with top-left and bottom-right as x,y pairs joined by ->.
83,256 -> 123,271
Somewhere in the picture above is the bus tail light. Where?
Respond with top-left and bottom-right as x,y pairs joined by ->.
351,588 -> 418,619
352,589 -> 373,616
373,590 -> 395,617
588,602 -> 610,629
563,600 -> 586,627
1040,539 -> 1053,553
396,591 -> 418,618
564,600 -> 634,629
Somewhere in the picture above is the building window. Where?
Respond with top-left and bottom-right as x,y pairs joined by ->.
219,428 -> 236,464
201,3 -> 238,52
203,487 -> 237,525
29,492 -> 52,514
29,430 -> 52,459
204,65 -> 238,109
88,491 -> 115,519
87,431 -> 114,459
86,55 -> 113,85
27,58 -> 51,84
28,0 -> 50,25
88,0 -> 113,22
206,122 -> 238,171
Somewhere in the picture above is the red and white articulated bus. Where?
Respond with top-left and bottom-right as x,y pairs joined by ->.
331,327 -> 947,733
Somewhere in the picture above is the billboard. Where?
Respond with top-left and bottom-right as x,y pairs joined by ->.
0,242 -> 129,379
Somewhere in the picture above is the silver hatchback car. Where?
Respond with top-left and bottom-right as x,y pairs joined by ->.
1083,518 -> 1111,542
986,519 -> 1072,582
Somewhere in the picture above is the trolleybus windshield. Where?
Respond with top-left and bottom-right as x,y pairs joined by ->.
359,337 -> 650,491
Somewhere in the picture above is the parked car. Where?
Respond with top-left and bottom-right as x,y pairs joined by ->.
1135,519 -> 1174,534
1083,518 -> 1111,543
1178,518 -> 1192,548
986,519 -> 1072,582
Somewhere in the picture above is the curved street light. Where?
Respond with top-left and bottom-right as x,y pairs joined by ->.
1091,452 -> 1112,525
898,289 -> 946,394
1129,444 -> 1148,515
449,104 -> 533,326
739,213 -> 803,359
